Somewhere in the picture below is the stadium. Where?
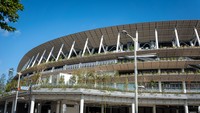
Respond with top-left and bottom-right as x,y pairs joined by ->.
1,20 -> 200,113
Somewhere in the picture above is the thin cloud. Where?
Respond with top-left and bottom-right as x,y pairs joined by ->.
0,29 -> 21,38
14,30 -> 21,37
0,29 -> 9,37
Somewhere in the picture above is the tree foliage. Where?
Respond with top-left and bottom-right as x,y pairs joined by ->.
0,0 -> 24,31
59,75 -> 65,85
5,79 -> 17,92
0,74 -> 6,93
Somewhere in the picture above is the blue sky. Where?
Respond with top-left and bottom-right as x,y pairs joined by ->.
0,0 -> 200,76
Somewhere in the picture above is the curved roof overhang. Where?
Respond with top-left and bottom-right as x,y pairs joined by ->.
18,20 -> 200,72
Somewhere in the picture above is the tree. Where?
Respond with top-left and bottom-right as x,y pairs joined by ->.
59,75 -> 65,85
0,74 -> 6,93
0,0 -> 24,31
7,68 -> 14,83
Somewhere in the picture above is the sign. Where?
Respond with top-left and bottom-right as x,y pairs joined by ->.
20,86 -> 30,91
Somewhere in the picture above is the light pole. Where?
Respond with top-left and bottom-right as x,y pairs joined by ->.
13,72 -> 22,113
121,30 -> 138,113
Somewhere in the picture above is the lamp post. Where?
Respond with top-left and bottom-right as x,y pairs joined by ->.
13,72 -> 22,113
121,30 -> 138,113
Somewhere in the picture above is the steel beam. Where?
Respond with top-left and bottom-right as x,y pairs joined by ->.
68,41 -> 76,59
82,38 -> 88,57
155,29 -> 159,49
27,56 -> 35,69
46,47 -> 54,63
174,28 -> 180,47
116,33 -> 120,52
56,44 -> 64,61
31,53 -> 40,67
38,50 -> 46,65
194,27 -> 200,46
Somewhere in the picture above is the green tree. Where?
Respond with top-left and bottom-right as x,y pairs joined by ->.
0,74 -> 6,93
0,0 -> 24,31
5,79 -> 17,92
59,75 -> 65,85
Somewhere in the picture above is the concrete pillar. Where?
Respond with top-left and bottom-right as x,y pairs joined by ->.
184,103 -> 189,113
158,69 -> 161,74
4,100 -> 8,113
159,81 -> 162,92
198,106 -> 200,113
182,69 -> 185,73
48,110 -> 51,113
132,103 -> 135,113
30,97 -> 35,113
101,104 -> 104,113
153,105 -> 156,113
38,103 -> 41,113
80,98 -> 84,113
56,101 -> 60,113
62,103 -> 66,113
182,81 -> 187,93
49,75 -> 52,84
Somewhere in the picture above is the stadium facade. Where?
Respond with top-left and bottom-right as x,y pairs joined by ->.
1,20 -> 200,113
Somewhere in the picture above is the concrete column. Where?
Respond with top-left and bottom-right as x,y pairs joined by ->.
48,110 -> 51,113
80,98 -> 84,113
56,101 -> 60,113
38,103 -> 41,113
51,67 -> 55,72
30,97 -> 35,113
159,81 -> 162,92
182,69 -> 185,73
4,100 -> 8,113
49,75 -> 52,84
182,81 -> 187,93
132,103 -> 135,113
101,104 -> 104,113
158,69 -> 161,74
184,103 -> 189,113
153,105 -> 156,113
62,103 -> 66,113
198,106 -> 200,113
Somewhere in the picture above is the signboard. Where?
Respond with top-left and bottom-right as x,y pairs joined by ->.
20,86 -> 30,91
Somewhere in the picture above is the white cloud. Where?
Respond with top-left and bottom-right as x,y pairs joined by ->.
0,29 -> 21,38
14,30 -> 21,37
0,29 -> 9,37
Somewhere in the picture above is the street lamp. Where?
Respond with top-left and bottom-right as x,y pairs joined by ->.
13,72 -> 22,113
121,30 -> 138,113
